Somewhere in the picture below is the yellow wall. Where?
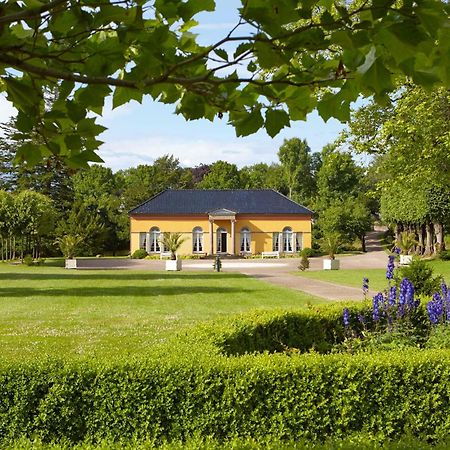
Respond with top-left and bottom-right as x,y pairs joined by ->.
130,214 -> 312,255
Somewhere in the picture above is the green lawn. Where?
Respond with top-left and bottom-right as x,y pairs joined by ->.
296,260 -> 450,292
0,263 -> 324,362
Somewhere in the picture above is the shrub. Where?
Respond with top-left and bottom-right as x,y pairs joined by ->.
1,346 -> 450,445
397,258 -> 441,295
131,249 -> 148,259
23,255 -> 34,266
439,250 -> 450,261
426,325 -> 450,349
300,247 -> 314,258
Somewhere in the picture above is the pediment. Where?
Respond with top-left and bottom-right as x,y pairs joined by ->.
208,208 -> 237,216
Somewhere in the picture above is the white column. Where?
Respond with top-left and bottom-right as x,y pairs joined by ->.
231,219 -> 236,255
209,219 -> 214,255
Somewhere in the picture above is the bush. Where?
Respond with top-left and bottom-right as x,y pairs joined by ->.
1,346 -> 450,445
397,258 -> 441,295
131,249 -> 148,259
301,247 -> 314,258
439,250 -> 450,261
23,255 -> 34,266
426,325 -> 450,349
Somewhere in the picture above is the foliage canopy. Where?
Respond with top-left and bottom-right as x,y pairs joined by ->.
0,0 -> 448,166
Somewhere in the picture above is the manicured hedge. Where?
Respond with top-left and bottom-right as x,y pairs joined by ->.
0,306 -> 448,446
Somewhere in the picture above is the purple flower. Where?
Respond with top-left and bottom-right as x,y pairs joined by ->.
357,313 -> 365,324
388,286 -> 397,307
372,293 -> 383,322
386,256 -> 395,280
362,277 -> 369,296
393,247 -> 401,255
343,308 -> 350,328
427,292 -> 443,325
442,280 -> 448,299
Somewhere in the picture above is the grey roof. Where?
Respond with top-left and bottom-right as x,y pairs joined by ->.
129,190 -> 313,215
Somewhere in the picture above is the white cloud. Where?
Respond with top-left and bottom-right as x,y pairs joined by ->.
98,135 -> 277,172
0,95 -> 16,125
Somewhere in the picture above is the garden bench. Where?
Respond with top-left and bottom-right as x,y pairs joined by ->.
261,251 -> 280,259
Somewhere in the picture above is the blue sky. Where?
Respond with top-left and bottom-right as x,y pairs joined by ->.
0,1 -> 346,172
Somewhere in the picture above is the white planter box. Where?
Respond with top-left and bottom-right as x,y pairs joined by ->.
165,259 -> 182,271
400,255 -> 413,265
65,259 -> 77,269
323,258 -> 340,270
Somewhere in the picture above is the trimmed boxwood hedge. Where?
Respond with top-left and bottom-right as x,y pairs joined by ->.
0,305 -> 448,446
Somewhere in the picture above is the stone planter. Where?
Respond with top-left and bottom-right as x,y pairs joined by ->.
166,259 -> 182,271
400,255 -> 413,265
323,258 -> 340,270
65,258 -> 77,269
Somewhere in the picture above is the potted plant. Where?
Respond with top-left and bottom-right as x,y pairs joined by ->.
321,232 -> 341,270
396,231 -> 417,265
55,234 -> 83,269
160,232 -> 187,271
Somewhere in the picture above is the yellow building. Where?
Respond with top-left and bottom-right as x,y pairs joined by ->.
129,189 -> 313,256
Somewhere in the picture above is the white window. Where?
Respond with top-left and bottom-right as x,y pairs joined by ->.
282,227 -> 293,252
193,227 -> 203,253
139,233 -> 147,250
296,232 -> 303,252
272,232 -> 281,252
240,228 -> 251,253
149,227 -> 161,253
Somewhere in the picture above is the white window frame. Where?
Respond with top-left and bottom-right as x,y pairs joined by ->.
272,232 -> 281,252
217,227 -> 227,253
296,232 -> 303,252
240,228 -> 251,253
149,227 -> 161,253
139,232 -> 147,250
282,227 -> 294,253
192,227 -> 204,253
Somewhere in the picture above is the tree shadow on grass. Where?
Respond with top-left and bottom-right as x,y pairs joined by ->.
0,272 -> 247,282
0,285 -> 252,298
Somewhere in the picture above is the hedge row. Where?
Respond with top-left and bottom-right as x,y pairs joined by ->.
0,306 -> 446,446
1,350 -> 450,444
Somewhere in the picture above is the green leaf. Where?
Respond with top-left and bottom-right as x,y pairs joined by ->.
359,58 -> 394,96
112,86 -> 143,109
66,101 -> 86,123
214,48 -> 228,61
4,78 -> 40,112
77,118 -> 107,137
16,111 -> 34,132
231,108 -> 264,137
265,109 -> 290,137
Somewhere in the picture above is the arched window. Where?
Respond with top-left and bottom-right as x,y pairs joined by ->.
282,227 -> 293,252
240,227 -> 251,253
149,227 -> 161,253
192,227 -> 203,253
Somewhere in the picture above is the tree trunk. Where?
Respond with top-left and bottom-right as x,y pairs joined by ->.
395,223 -> 402,243
424,223 -> 433,256
434,223 -> 444,253
417,224 -> 424,255
361,234 -> 366,252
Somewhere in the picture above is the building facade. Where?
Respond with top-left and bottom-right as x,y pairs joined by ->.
129,189 -> 313,256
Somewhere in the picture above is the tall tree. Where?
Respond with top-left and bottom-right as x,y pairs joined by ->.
315,148 -> 362,211
0,0 -> 447,166
72,165 -> 128,254
277,138 -> 315,201
197,161 -> 242,190
344,86 -> 450,254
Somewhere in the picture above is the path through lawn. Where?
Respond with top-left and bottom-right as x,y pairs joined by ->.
0,265 -> 324,362
295,260 -> 450,293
